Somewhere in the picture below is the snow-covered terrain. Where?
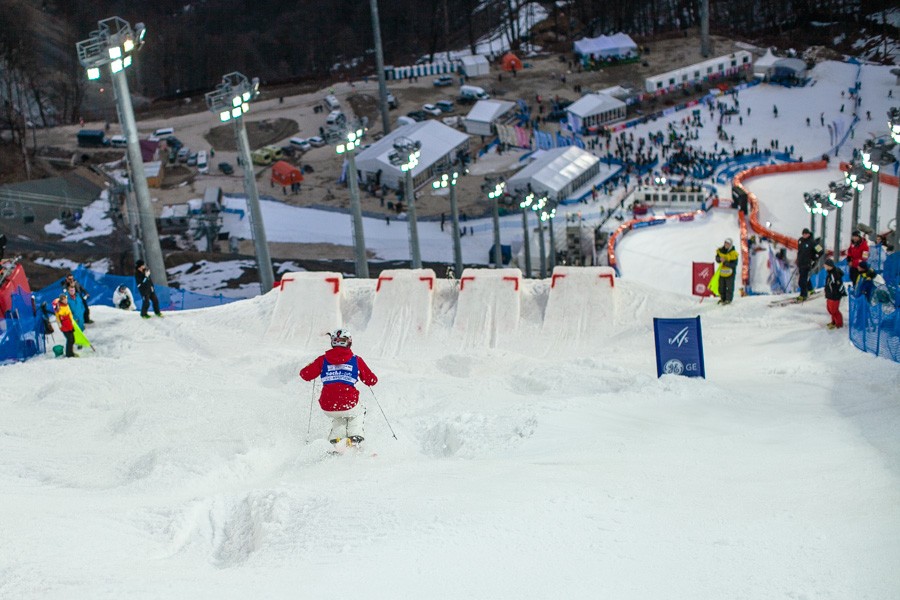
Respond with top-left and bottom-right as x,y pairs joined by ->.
3,60 -> 899,599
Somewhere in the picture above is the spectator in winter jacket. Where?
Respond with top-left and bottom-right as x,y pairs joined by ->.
52,293 -> 77,357
822,258 -> 845,329
299,329 -> 378,445
715,238 -> 739,304
134,260 -> 162,318
796,228 -> 823,301
846,230 -> 869,284
854,262 -> 878,302
66,285 -> 86,330
112,285 -> 136,310
869,234 -> 889,272
62,273 -> 92,324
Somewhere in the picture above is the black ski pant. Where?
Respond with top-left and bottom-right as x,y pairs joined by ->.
141,291 -> 161,316
63,329 -> 75,357
798,266 -> 812,298
720,275 -> 735,303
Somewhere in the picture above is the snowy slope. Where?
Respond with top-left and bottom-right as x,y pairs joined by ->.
2,277 -> 899,599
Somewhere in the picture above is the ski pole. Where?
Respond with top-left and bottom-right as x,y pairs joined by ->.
305,380 -> 317,444
368,386 -> 398,440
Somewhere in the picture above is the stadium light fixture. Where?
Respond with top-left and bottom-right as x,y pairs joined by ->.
330,122 -> 370,278
75,16 -> 167,286
205,72 -> 274,292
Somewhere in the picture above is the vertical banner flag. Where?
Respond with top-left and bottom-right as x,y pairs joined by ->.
692,262 -> 715,297
653,316 -> 706,378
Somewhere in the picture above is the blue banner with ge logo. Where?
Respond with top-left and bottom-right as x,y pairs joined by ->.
653,316 -> 706,378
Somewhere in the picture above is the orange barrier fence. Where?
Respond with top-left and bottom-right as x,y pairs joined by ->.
738,210 -> 749,289
732,160 -> 829,253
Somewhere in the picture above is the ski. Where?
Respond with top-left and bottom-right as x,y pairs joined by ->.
769,291 -> 823,307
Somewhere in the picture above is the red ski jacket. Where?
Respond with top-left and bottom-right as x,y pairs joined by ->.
299,347 -> 377,412
846,240 -> 869,269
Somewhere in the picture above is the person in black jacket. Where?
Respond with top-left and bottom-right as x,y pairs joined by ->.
714,238 -> 739,304
134,260 -> 163,319
822,258 -> 845,329
796,228 -> 822,301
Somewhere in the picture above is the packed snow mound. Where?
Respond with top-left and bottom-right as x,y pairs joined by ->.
3,281 -> 899,599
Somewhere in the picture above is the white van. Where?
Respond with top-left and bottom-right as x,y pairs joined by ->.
324,95 -> 341,110
196,150 -> 208,174
326,110 -> 346,127
396,116 -> 417,127
149,127 -> 175,141
460,85 -> 490,101
109,135 -> 127,148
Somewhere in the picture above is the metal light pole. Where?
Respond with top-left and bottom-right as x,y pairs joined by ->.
390,138 -> 422,268
369,0 -> 391,135
517,189 -> 535,278
533,194 -> 549,278
828,182 -> 852,258
890,107 -> 900,248
547,207 -> 558,271
77,17 -> 167,285
205,72 -> 274,292
336,125 -> 369,278
861,141 -> 897,235
700,0 -> 711,57
432,168 -> 463,277
484,178 -> 506,268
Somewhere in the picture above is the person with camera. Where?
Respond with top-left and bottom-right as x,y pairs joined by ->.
134,260 -> 163,319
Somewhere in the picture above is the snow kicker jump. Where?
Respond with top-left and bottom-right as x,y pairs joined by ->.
267,272 -> 343,348
364,269 -> 436,357
542,266 -> 617,352
454,268 -> 523,349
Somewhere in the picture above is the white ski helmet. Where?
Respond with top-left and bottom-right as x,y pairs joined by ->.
330,328 -> 352,348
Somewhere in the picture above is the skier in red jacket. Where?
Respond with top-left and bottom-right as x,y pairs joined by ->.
299,329 -> 378,445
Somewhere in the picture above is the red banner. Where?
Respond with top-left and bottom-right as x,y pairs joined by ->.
692,262 -> 715,297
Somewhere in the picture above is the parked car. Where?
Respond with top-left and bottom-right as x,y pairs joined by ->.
108,135 -> 127,148
218,162 -> 234,175
406,110 -> 427,122
307,136 -> 326,147
164,136 -> 183,150
187,152 -> 199,166
386,91 -> 398,109
177,147 -> 190,163
422,103 -> 442,116
436,100 -> 455,113
433,75 -> 453,87
289,137 -> 311,152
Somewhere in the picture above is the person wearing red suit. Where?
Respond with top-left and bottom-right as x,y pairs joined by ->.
846,230 -> 869,285
299,329 -> 377,444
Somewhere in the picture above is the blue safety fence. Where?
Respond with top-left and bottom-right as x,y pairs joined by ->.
848,284 -> 900,363
34,266 -> 241,313
0,288 -> 47,365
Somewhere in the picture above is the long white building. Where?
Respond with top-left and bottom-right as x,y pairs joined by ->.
644,51 -> 752,93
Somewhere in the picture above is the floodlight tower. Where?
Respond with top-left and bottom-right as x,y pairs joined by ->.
205,72 -> 274,292
532,193 -> 550,278
389,137 -> 423,268
827,182 -> 853,257
432,164 -> 463,277
483,178 -> 506,267
516,187 -> 535,278
334,124 -> 370,278
545,200 -> 559,271
888,107 -> 900,248
861,139 -> 897,236
843,160 -> 871,231
76,17 -> 167,285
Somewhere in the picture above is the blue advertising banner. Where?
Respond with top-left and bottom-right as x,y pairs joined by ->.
653,316 -> 706,378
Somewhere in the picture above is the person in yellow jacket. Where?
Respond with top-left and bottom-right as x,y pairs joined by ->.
715,238 -> 739,305
52,293 -> 78,357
